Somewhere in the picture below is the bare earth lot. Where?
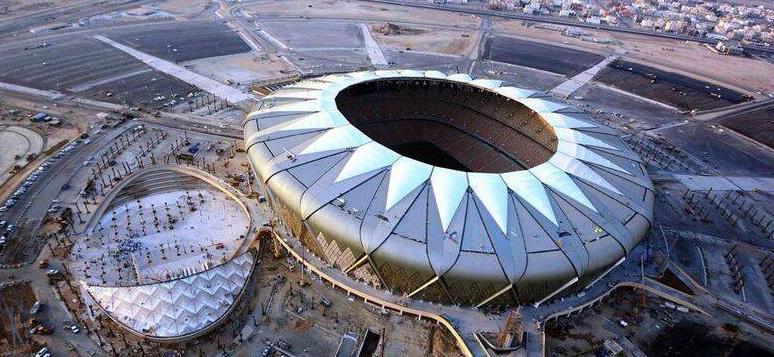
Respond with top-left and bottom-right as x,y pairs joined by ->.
596,60 -> 745,111
0,282 -> 38,354
370,24 -> 475,57
721,109 -> 774,149
248,0 -> 480,29
494,19 -> 774,97
483,36 -> 604,76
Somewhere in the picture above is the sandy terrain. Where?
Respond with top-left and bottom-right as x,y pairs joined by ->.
157,0 -> 209,17
0,282 -> 38,354
370,24 -> 475,56
0,125 -> 44,186
184,52 -> 294,86
248,0 -> 479,29
494,19 -> 774,96
0,0 -> 84,19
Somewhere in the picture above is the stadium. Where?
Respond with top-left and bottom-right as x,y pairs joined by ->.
244,70 -> 654,307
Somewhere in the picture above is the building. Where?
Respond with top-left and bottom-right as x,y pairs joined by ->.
244,71 -> 654,307
715,40 -> 744,55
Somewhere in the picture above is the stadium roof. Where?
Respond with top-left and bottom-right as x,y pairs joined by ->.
244,70 -> 654,305
86,252 -> 255,339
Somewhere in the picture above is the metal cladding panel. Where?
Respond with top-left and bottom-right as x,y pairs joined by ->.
302,168 -> 386,221
442,251 -> 510,305
391,186 -> 430,243
426,188 -> 465,277
244,70 -> 654,306
371,236 -> 436,293
517,250 -> 577,301
243,119 -> 259,143
460,199 -> 495,253
584,237 -> 626,274
257,111 -> 348,138
363,183 -> 425,254
246,144 -> 276,183
286,152 -> 350,187
476,194 -> 528,285
265,148 -> 345,183
265,171 -> 310,214
512,194 -> 558,253
625,214 -> 652,251
262,131 -> 324,160
305,203 -> 366,257
545,191 -> 590,277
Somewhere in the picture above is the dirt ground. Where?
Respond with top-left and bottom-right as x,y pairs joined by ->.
249,0 -> 480,29
369,24 -> 475,56
493,19 -> 774,97
156,0 -> 209,17
721,109 -> 774,149
233,247 -> 444,356
544,287 -> 773,357
0,282 -> 39,354
595,61 -> 743,111
183,53 -> 294,85
0,0 -> 84,19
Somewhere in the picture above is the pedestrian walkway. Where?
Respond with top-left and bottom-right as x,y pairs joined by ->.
673,174 -> 774,192
360,24 -> 388,67
551,55 -> 618,98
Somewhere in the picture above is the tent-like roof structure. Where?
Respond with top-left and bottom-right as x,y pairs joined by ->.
86,252 -> 255,340
244,70 -> 654,306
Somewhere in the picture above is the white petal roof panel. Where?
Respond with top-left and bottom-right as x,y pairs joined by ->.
244,71 -> 653,306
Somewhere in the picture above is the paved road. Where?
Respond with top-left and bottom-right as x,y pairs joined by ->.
649,98 -> 774,133
0,262 -> 103,355
0,122 -> 136,355
0,120 -> 136,265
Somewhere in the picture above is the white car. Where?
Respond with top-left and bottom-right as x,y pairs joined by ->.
70,324 -> 80,333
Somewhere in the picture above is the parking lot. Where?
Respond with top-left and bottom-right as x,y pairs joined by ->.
82,70 -> 199,108
102,20 -> 252,63
0,122 -> 133,264
0,36 -> 148,91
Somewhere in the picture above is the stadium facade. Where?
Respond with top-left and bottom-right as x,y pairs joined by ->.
244,70 -> 654,307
